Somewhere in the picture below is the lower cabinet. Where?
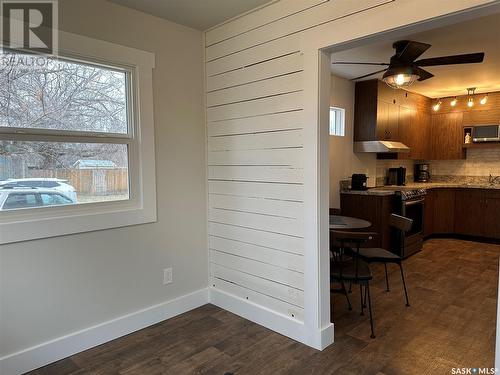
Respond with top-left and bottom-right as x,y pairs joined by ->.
483,191 -> 500,239
424,188 -> 500,240
454,189 -> 484,237
432,189 -> 456,234
340,193 -> 394,250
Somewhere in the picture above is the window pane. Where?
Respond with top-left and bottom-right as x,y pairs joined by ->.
329,107 -> 345,137
3,193 -> 39,210
0,141 -> 129,210
40,193 -> 73,206
0,57 -> 128,134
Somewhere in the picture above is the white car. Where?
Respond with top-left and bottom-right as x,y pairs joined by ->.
0,178 -> 77,203
0,188 -> 76,210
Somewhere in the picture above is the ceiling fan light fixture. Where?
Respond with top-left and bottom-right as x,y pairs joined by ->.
467,97 -> 474,108
450,97 -> 458,107
382,66 -> 419,89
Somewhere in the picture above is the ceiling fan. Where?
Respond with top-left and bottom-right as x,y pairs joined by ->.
332,40 -> 485,89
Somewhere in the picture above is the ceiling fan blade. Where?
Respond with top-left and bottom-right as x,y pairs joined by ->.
416,67 -> 434,81
397,41 -> 431,62
416,52 -> 485,67
332,62 -> 389,66
351,68 -> 387,81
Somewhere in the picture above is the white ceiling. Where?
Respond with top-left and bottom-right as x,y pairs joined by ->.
330,13 -> 500,98
108,0 -> 271,30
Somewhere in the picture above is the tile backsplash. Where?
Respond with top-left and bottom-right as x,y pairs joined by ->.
426,148 -> 500,177
375,148 -> 500,186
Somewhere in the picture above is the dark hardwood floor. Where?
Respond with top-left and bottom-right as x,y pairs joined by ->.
27,239 -> 499,375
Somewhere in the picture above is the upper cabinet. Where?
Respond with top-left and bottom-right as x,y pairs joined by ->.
352,79 -> 487,160
429,112 -> 465,160
353,79 -> 432,160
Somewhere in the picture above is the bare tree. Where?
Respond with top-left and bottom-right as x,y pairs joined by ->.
0,56 -> 128,168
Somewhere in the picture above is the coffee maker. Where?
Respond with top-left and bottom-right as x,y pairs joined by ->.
415,164 -> 430,182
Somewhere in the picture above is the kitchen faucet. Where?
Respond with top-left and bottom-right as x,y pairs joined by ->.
489,174 -> 500,184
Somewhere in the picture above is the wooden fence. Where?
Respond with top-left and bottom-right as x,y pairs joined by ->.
27,169 -> 129,195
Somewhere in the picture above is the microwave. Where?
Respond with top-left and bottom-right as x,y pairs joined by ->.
472,125 -> 500,143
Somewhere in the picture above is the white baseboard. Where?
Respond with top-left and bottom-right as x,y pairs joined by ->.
318,323 -> 335,350
0,288 -> 209,375
210,287 -> 335,351
210,287 -> 306,344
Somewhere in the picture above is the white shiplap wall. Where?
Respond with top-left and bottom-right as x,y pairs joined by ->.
204,0 -> 498,349
204,0 -> 392,338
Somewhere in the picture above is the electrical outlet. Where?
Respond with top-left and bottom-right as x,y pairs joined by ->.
163,267 -> 173,285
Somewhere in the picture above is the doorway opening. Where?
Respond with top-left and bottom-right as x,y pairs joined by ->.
319,6 -> 500,370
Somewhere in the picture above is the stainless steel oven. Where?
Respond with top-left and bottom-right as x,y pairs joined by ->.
394,189 -> 426,258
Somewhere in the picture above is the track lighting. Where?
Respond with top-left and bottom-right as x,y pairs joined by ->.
467,87 -> 476,108
480,94 -> 488,105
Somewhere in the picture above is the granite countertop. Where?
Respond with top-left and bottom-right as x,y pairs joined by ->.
341,182 -> 500,196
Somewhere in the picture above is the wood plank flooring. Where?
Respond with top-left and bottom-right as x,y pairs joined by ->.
27,239 -> 499,375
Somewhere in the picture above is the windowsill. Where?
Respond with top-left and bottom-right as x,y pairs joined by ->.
0,199 -> 157,244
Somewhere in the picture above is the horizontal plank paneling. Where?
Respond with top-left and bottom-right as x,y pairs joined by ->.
211,263 -> 304,307
206,0 -> 391,61
209,236 -> 304,272
209,194 -> 303,218
207,72 -> 303,107
209,222 -> 303,255
206,34 -> 301,75
208,111 -> 303,137
210,277 -> 304,320
207,53 -> 302,92
208,166 -> 303,183
209,208 -> 303,237
208,148 -> 303,167
208,181 -> 303,201
210,250 -> 304,289
208,130 -> 303,151
207,91 -> 303,122
205,0 -> 328,46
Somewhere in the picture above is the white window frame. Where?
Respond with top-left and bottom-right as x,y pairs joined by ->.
0,31 -> 157,244
329,106 -> 345,137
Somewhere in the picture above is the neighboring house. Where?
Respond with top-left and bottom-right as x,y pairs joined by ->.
73,160 -> 117,169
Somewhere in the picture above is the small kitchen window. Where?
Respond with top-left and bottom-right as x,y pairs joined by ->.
329,107 -> 345,136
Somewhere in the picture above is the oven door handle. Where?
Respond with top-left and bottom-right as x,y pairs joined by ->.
403,198 -> 425,206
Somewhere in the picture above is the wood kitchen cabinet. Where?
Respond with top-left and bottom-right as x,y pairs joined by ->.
340,193 -> 394,250
429,112 -> 465,160
354,79 -> 432,159
483,191 -> 500,239
425,188 -> 500,240
430,189 -> 456,234
423,189 -> 435,237
377,100 -> 399,141
454,189 -> 484,237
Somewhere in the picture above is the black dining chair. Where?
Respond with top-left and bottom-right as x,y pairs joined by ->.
330,230 -> 377,339
356,213 -> 413,307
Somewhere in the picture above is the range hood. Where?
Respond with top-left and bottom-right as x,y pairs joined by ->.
354,141 -> 410,153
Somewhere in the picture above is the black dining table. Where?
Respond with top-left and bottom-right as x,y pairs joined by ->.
329,215 -> 372,230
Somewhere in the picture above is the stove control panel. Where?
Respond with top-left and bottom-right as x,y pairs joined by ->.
396,189 -> 427,201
